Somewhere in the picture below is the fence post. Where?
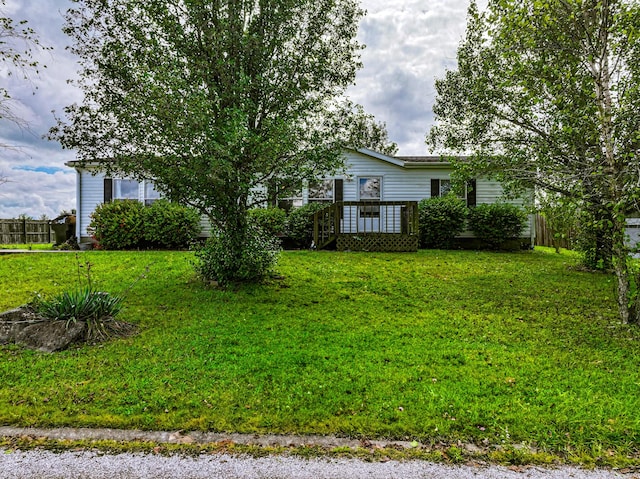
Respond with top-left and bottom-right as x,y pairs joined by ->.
22,218 -> 27,244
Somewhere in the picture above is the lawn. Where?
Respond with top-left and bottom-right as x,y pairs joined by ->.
0,243 -> 53,250
1,248 -> 639,457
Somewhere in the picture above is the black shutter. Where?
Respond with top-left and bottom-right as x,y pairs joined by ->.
103,178 -> 113,203
430,179 -> 440,198
334,179 -> 343,202
466,179 -> 477,207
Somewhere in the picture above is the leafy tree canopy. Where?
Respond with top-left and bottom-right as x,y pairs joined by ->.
50,0 -> 381,283
51,0 -> 368,219
331,100 -> 398,157
428,0 -> 640,323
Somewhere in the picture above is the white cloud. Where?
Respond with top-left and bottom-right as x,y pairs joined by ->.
352,0 -> 481,154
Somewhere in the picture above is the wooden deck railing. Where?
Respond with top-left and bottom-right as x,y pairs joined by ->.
313,201 -> 419,250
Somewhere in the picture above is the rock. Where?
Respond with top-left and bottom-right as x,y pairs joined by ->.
14,320 -> 86,353
1,306 -> 135,352
0,307 -> 45,345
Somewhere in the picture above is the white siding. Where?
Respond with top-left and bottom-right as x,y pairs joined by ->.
75,167 -> 213,240
335,151 -> 533,241
77,167 -> 105,241
72,149 -> 533,243
467,179 -> 534,240
627,218 -> 640,258
339,150 -> 434,202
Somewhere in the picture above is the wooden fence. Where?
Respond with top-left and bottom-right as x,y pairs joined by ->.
0,219 -> 54,244
534,214 -> 573,249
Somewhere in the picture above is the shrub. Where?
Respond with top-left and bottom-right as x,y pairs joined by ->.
285,202 -> 327,247
89,200 -> 145,250
248,207 -> 287,238
573,210 -> 614,271
143,199 -> 201,249
90,199 -> 201,250
418,195 -> 468,249
193,225 -> 281,286
468,203 -> 527,249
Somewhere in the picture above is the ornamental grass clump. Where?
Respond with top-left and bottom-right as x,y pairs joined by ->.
30,255 -> 139,343
32,287 -> 130,342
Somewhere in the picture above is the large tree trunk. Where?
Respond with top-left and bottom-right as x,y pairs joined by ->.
611,226 -> 631,324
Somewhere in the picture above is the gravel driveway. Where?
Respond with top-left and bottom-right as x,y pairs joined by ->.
0,427 -> 635,479
0,449 -> 634,479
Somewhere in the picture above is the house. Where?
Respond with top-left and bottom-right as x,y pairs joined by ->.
297,148 -> 534,251
66,147 -> 535,249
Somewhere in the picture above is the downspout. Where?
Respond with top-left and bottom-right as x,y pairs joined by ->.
75,167 -> 81,240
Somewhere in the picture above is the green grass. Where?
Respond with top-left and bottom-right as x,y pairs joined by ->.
1,248 -> 639,458
0,243 -> 53,250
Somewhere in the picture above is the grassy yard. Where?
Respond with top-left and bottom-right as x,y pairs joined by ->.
1,248 -> 639,458
0,243 -> 53,250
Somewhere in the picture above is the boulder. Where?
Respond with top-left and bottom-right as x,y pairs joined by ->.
1,306 -> 135,352
15,320 -> 86,353
0,307 -> 45,345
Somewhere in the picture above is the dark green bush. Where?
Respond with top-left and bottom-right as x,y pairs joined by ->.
248,207 -> 287,238
468,203 -> 527,249
285,202 -> 327,247
193,226 -> 281,286
143,200 -> 201,249
89,200 -> 145,250
418,195 -> 468,249
90,199 -> 201,250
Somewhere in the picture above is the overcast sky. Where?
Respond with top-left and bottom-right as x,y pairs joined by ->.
0,0 -> 483,219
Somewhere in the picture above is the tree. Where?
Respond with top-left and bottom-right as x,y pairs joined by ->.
51,0 -> 364,283
537,193 -> 579,254
330,100 -> 398,156
428,0 -> 640,324
0,1 -> 49,136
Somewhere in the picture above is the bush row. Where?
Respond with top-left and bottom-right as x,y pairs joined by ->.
90,198 -> 526,252
89,199 -> 201,250
418,197 -> 527,250
249,200 -> 527,251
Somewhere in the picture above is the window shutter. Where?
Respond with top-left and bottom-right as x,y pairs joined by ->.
103,178 -> 113,203
334,179 -> 343,202
430,179 -> 440,198
466,179 -> 477,207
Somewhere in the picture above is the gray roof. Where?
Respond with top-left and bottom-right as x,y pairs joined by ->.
397,156 -> 444,163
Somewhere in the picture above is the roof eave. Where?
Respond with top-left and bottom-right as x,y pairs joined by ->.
403,162 -> 452,168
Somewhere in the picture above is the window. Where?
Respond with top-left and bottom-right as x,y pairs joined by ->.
112,178 -> 163,205
277,183 -> 304,212
439,179 -> 453,196
113,179 -> 139,200
144,182 -> 161,206
430,178 -> 476,207
308,179 -> 334,203
359,177 -> 381,218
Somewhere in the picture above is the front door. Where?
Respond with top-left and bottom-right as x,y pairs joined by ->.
358,177 -> 381,233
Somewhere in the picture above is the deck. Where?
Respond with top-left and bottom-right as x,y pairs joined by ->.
313,201 -> 419,252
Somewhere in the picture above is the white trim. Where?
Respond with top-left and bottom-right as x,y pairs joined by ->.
352,148 -> 405,167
